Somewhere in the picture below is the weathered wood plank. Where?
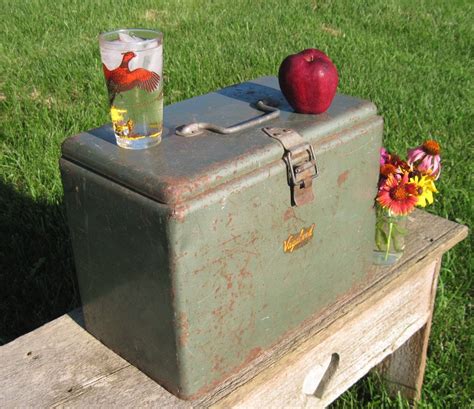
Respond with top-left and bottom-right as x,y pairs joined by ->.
0,313 -> 126,408
376,258 -> 442,404
0,211 -> 467,408
52,365 -> 189,409
0,313 -> 187,409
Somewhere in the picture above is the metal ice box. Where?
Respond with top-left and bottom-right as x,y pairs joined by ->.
60,76 -> 382,399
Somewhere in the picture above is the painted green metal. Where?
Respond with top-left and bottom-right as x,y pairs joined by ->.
60,76 -> 382,399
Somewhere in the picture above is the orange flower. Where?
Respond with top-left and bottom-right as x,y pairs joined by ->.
380,163 -> 398,177
377,173 -> 418,215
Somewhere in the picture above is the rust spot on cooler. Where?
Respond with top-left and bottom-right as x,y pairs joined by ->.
176,312 -> 189,347
169,203 -> 189,223
212,306 -> 224,319
226,274 -> 233,289
244,347 -> 263,364
238,268 -> 252,278
337,170 -> 350,187
186,346 -> 264,400
283,207 -> 296,221
212,356 -> 225,373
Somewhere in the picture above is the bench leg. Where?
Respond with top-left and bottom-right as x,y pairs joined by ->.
376,257 -> 441,405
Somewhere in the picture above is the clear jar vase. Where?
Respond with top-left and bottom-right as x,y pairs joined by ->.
373,206 -> 408,265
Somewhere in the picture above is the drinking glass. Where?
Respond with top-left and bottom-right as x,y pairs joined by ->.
99,29 -> 163,149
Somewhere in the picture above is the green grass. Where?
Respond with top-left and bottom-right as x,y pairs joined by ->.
1,0 -> 472,407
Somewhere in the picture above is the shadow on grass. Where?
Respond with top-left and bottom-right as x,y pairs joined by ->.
0,182 -> 79,345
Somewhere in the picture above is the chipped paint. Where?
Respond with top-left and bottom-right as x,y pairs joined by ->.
176,312 -> 189,347
283,207 -> 296,221
337,169 -> 350,187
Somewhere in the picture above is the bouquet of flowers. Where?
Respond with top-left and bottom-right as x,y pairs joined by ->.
374,140 -> 441,264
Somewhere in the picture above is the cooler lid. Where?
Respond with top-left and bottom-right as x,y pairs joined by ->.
61,76 -> 377,205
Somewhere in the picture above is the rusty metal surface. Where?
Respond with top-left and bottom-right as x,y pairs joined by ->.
168,117 -> 382,398
60,77 -> 383,399
61,76 -> 377,205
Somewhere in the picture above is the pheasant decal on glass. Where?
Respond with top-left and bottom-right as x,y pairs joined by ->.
103,51 -> 161,105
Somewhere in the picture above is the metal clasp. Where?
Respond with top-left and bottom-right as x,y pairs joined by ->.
263,127 -> 318,207
286,143 -> 318,187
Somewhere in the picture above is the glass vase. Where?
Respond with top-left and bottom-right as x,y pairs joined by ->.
373,206 -> 408,265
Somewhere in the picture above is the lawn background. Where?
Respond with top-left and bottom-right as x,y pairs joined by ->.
1,0 -> 472,407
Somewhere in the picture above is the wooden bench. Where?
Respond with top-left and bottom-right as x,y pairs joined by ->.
0,210 -> 467,408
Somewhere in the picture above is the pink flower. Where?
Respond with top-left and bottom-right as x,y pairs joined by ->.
407,140 -> 441,180
380,147 -> 390,165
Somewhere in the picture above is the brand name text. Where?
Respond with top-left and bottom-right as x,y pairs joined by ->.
283,224 -> 315,253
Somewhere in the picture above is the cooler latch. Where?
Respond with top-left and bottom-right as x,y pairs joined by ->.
263,127 -> 318,207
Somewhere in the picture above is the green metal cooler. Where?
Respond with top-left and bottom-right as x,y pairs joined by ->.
60,76 -> 382,399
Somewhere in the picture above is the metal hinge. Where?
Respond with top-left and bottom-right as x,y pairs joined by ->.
263,127 -> 318,207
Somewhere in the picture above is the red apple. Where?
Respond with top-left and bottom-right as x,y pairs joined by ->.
278,49 -> 338,114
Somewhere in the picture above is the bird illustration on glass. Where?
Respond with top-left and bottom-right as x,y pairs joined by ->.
103,51 -> 161,105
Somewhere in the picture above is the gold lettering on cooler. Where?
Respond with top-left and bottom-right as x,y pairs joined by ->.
283,224 -> 316,253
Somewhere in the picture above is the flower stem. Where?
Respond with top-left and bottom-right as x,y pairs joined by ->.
385,221 -> 394,261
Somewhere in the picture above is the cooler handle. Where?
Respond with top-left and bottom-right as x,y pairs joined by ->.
175,100 -> 280,137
